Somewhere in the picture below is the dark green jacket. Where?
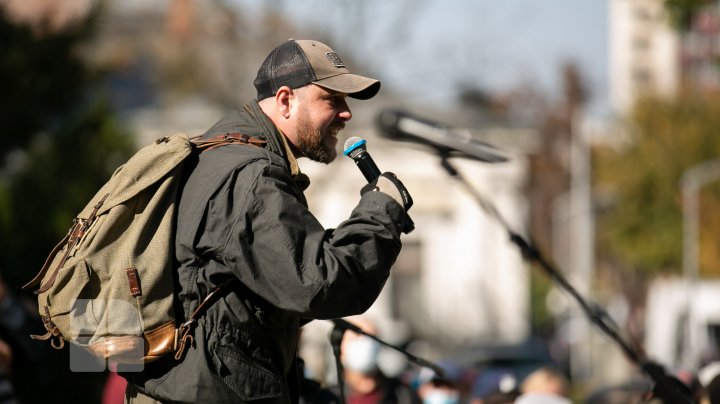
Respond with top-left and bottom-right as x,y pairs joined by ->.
127,101 -> 406,403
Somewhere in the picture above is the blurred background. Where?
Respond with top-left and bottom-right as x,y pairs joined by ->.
2,0 -> 720,402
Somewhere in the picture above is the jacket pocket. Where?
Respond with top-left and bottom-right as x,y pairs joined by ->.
212,345 -> 283,401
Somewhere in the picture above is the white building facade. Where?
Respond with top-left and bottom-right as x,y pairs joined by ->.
609,0 -> 679,114
301,131 -> 531,346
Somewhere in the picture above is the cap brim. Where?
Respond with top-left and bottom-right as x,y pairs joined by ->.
313,73 -> 381,100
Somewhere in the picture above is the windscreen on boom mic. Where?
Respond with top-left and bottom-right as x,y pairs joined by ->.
375,109 -> 508,163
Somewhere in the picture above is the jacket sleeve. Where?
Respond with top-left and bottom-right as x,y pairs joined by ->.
200,160 -> 406,319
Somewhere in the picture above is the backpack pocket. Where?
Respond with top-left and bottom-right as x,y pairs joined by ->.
34,259 -> 92,347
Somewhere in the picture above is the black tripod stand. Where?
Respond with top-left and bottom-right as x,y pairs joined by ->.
435,153 -> 694,403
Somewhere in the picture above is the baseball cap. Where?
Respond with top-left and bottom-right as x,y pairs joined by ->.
254,39 -> 381,101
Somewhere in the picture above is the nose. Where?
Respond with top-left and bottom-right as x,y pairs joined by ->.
337,99 -> 352,121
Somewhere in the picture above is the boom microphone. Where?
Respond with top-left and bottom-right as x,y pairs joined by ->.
344,137 -> 414,233
375,109 -> 508,163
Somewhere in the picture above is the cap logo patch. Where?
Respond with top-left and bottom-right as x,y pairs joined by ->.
325,52 -> 345,68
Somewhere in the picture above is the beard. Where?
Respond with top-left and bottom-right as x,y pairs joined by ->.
294,106 -> 339,164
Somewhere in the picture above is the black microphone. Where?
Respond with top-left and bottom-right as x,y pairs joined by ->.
344,137 -> 414,233
343,137 -> 381,182
375,109 -> 508,163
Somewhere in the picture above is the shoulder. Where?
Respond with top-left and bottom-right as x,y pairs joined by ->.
199,142 -> 287,172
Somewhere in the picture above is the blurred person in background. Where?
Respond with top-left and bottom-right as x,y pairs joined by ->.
699,361 -> 720,403
0,338 -> 17,404
673,368 -> 702,403
417,377 -> 461,404
706,374 -> 720,404
414,360 -> 466,404
0,275 -> 53,404
123,38 -> 413,404
514,367 -> 571,404
469,369 -> 519,404
334,316 -> 420,404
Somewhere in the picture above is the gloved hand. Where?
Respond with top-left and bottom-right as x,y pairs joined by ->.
361,172 -> 413,212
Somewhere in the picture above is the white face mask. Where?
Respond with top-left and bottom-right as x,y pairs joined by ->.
342,335 -> 380,373
423,390 -> 460,404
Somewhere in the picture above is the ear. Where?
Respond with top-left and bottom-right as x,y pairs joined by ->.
275,86 -> 294,119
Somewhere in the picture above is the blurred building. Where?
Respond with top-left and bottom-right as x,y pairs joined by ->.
296,99 -> 539,383
610,0 -> 720,114
609,0 -> 679,114
678,4 -> 720,92
305,107 -> 534,348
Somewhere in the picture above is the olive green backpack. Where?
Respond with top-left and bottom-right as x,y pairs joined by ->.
23,133 -> 266,365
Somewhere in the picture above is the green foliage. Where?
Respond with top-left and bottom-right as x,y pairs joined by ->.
0,3 -> 135,291
596,93 -> 720,275
0,6 -> 98,158
0,3 -> 135,403
0,100 -> 134,289
663,0 -> 713,30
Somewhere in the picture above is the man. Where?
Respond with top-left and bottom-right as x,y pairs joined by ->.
124,39 -> 413,403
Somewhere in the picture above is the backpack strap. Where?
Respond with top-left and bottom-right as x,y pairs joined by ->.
22,233 -> 70,291
190,133 -> 268,153
24,193 -> 109,294
174,278 -> 238,360
172,133 -> 268,360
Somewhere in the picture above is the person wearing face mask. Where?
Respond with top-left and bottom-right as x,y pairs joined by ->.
335,316 -> 420,404
418,377 -> 462,404
415,363 -> 465,404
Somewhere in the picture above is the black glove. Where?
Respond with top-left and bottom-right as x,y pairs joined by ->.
361,172 -> 413,212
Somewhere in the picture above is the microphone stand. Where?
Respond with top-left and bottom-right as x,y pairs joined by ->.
437,154 -> 695,404
329,319 -> 445,404
330,324 -> 347,404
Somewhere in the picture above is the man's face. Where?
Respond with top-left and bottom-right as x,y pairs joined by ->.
292,85 -> 351,164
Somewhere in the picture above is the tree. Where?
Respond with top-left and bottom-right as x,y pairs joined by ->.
0,2 -> 135,290
0,3 -> 92,158
595,91 -> 720,276
663,0 -> 713,30
0,4 -> 134,402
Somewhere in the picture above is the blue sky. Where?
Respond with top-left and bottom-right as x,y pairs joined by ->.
237,0 -> 609,115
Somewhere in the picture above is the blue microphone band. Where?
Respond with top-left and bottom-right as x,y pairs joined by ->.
343,138 -> 366,156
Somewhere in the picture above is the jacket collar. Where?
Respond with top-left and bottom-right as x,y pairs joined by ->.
202,101 -> 310,191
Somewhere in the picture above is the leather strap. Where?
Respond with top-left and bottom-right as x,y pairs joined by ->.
174,279 -> 237,360
22,233 -> 70,291
190,133 -> 267,153
30,306 -> 65,350
24,193 -> 108,293
32,194 -> 108,294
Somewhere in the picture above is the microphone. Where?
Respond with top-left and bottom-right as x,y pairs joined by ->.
343,137 -> 381,182
344,137 -> 414,233
375,109 -> 508,163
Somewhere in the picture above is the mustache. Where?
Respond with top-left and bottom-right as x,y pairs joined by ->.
328,123 -> 345,135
